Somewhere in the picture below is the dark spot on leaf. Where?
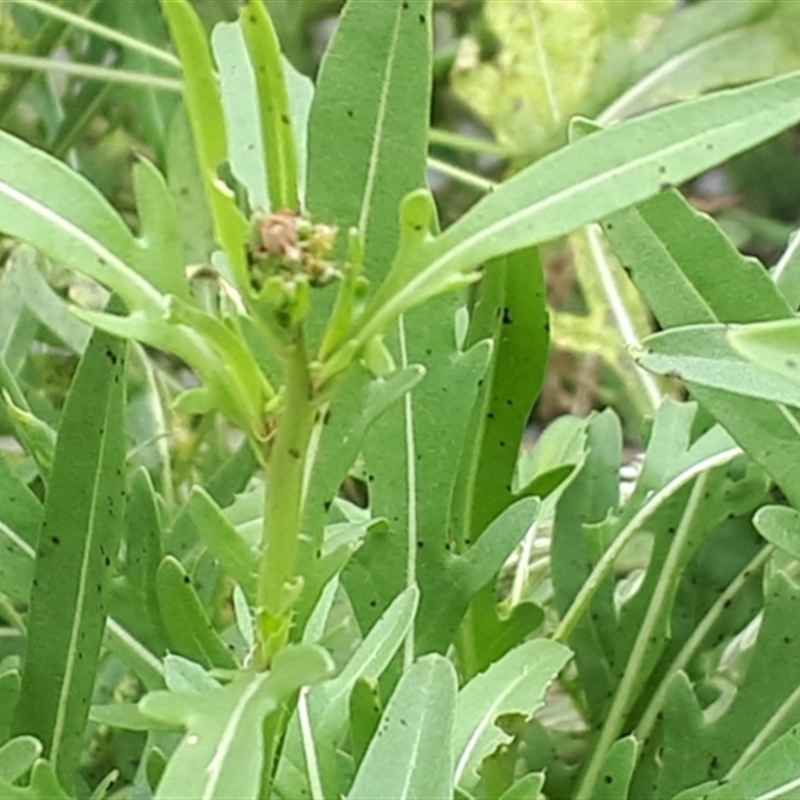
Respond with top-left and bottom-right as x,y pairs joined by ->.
368,474 -> 375,483
289,447 -> 301,459
104,346 -> 118,365
605,222 -> 614,231
502,307 -> 512,325
418,13 -> 425,23
51,536 -> 60,545
347,109 -> 354,119
499,440 -> 506,447
183,575 -> 191,584
105,556 -> 111,567
487,412 -> 494,419
417,540 -> 424,548
323,408 -> 332,425
658,165 -> 666,175
785,635 -> 793,644
370,599 -> 377,607
323,499 -> 332,512
604,776 -> 613,784
787,359 -> 798,369
402,1 -> 409,7
659,182 -> 673,192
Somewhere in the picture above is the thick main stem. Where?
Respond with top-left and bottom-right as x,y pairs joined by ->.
258,332 -> 316,659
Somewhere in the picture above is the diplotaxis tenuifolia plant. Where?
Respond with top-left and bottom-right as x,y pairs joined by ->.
3,0 -> 800,797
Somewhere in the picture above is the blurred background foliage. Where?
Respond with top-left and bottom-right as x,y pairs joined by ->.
1,0 -> 800,458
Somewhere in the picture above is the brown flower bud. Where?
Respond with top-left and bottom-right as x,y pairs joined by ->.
259,211 -> 301,262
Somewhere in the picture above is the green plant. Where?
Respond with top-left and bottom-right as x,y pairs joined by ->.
3,0 -> 800,798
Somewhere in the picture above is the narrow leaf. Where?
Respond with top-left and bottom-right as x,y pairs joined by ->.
155,556 -> 238,670
353,70 -> 800,351
13,328 -> 127,789
240,0 -> 299,210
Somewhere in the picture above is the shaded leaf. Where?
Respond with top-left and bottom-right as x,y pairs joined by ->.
12,326 -> 126,788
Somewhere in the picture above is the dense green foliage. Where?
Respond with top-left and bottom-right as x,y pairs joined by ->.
2,1 -> 800,798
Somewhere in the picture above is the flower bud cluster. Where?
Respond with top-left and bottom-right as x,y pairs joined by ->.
248,209 -> 340,291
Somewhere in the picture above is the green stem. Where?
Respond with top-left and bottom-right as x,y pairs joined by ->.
10,0 -> 181,69
426,156 -> 498,193
0,53 -> 183,92
428,127 -> 511,157
258,331 -> 316,659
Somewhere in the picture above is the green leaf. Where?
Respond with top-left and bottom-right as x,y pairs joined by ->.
453,639 -> 572,791
772,229 -> 800,309
603,188 -> 790,324
451,246 -> 550,675
3,246 -> 90,354
305,0 -> 433,349
240,0 -> 300,211
347,293 -> 493,657
698,720 -> 800,799
307,0 -> 432,285
0,671 -> 21,744
657,570 -> 800,796
0,759 -> 69,800
274,585 -> 419,799
211,20 -> 269,211
158,0 -> 250,286
639,324 -> 800,408
605,2 -> 800,123
295,364 -> 423,633
131,158 -> 193,302
602,188 -> 800,509
353,69 -> 800,352
13,327 -> 127,789
348,654 -> 458,800
499,772 -> 545,800
0,129 -> 175,313
0,449 -> 42,548
0,736 -> 42,783
165,106 -> 216,265
187,487 -> 258,599
593,736 -> 638,800
0,515 -> 35,604
89,704 -> 176,733
155,556 -> 238,670
349,678 -> 382,771
139,645 -> 333,800
107,467 -> 168,657
754,505 -> 800,560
